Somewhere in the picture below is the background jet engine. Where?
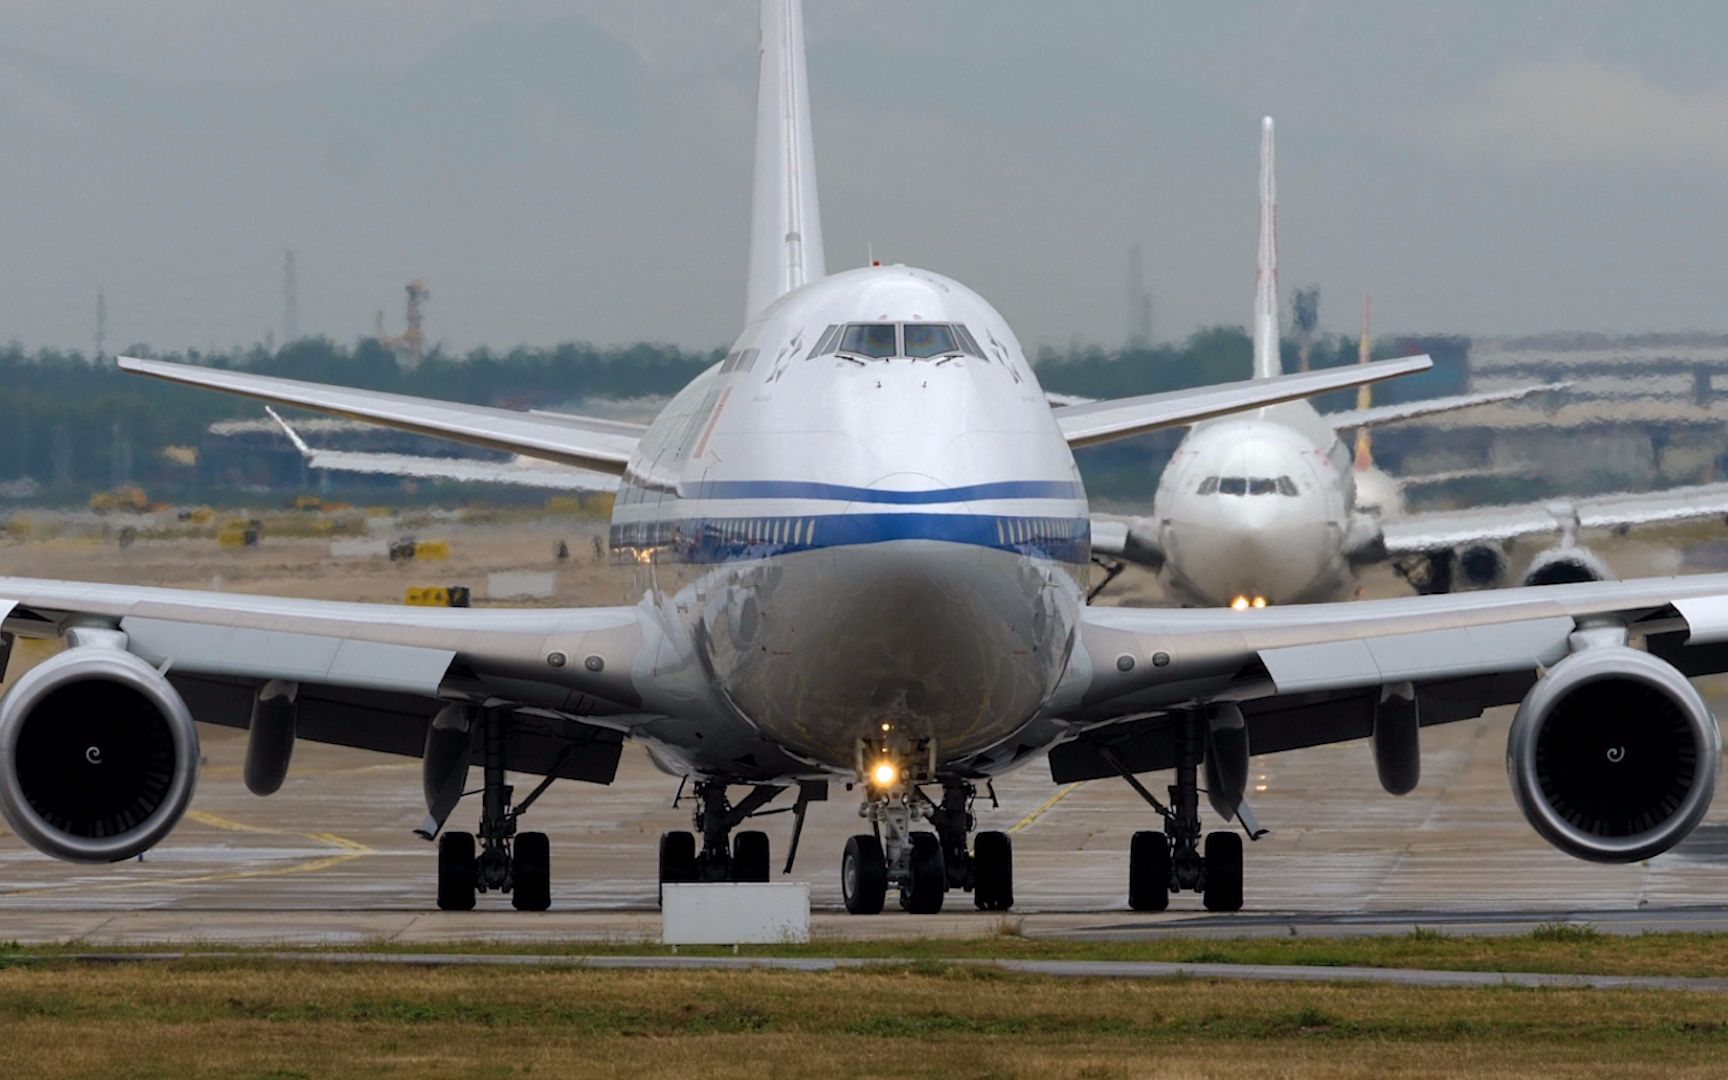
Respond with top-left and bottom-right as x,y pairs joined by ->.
1522,545 -> 1614,587
0,642 -> 199,862
1454,541 -> 1508,588
1507,644 -> 1719,863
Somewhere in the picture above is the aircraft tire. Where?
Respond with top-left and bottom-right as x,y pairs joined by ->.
1128,830 -> 1170,912
900,832 -> 947,914
1202,831 -> 1244,912
437,831 -> 477,911
973,830 -> 1014,911
842,834 -> 887,915
733,830 -> 771,883
511,832 -> 551,911
658,830 -> 696,908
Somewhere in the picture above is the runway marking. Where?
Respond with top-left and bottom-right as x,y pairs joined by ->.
0,811 -> 376,896
1010,782 -> 1084,835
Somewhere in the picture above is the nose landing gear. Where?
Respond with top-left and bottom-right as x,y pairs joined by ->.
843,775 -> 1013,915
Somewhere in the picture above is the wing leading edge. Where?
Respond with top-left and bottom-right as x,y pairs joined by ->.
119,356 -> 643,476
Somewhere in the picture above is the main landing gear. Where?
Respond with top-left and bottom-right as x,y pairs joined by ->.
1110,712 -> 1245,913
656,780 -> 802,903
842,778 -> 1013,915
435,708 -> 555,912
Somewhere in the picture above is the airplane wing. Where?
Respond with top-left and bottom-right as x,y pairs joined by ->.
268,409 -> 618,492
1323,382 -> 1568,431
1053,572 -> 1728,779
1378,482 -> 1728,554
1089,515 -> 1163,570
119,356 -> 644,476
0,578 -> 650,777
1052,355 -> 1430,448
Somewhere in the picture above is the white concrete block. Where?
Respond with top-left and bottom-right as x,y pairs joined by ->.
487,570 -> 557,599
660,883 -> 810,945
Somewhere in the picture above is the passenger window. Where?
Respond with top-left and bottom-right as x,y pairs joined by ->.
903,324 -> 960,359
1276,476 -> 1298,497
1196,476 -> 1218,495
1248,478 -> 1277,496
839,323 -> 898,358
1217,477 -> 1247,496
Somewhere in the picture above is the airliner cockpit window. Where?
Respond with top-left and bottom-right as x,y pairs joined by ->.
1196,476 -> 1219,495
1248,478 -> 1278,496
1276,476 -> 1298,496
903,324 -> 960,359
1217,477 -> 1248,495
838,323 -> 899,358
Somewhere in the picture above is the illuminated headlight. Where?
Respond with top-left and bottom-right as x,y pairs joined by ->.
1251,596 -> 1267,609
1230,595 -> 1250,611
871,761 -> 898,787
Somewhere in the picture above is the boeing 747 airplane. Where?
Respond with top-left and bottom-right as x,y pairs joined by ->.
1091,119 -> 1728,609
2,3 -> 1724,917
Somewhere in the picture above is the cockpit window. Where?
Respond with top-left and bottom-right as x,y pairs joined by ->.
903,324 -> 960,359
1248,478 -> 1278,496
1217,477 -> 1248,496
1276,475 -> 1298,496
838,323 -> 899,359
1196,476 -> 1218,495
814,323 -> 986,362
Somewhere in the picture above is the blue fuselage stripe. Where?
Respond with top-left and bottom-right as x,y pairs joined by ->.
680,479 -> 1083,504
609,511 -> 1091,566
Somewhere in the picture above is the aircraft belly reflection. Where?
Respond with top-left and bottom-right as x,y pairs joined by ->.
710,540 -> 1076,766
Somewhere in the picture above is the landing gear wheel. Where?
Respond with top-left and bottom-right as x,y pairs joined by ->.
842,834 -> 887,915
436,831 -> 477,911
1128,830 -> 1170,913
900,832 -> 948,915
658,830 -> 696,907
973,830 -> 1014,911
1202,831 -> 1244,913
511,832 -> 551,912
733,830 -> 771,883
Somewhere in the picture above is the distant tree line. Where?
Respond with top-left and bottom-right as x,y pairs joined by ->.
0,327 -> 1466,500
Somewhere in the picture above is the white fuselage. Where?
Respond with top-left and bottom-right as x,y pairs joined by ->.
1152,402 -> 1358,606
609,266 -> 1089,781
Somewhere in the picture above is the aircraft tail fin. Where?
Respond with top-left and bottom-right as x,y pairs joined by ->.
744,0 -> 826,322
1354,293 -> 1374,469
1252,116 -> 1280,380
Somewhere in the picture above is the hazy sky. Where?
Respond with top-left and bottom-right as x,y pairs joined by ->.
5,1 -> 1728,354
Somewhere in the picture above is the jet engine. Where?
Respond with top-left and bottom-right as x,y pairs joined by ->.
0,638 -> 199,862
1455,542 -> 1507,588
1522,546 -> 1614,587
1507,644 -> 1719,863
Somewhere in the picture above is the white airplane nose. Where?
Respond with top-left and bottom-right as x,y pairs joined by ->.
1168,498 -> 1335,607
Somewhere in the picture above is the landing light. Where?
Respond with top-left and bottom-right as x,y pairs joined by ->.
1230,596 -> 1250,611
871,761 -> 898,787
1251,596 -> 1268,609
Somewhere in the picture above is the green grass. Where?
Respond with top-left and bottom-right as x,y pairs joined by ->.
0,960 -> 1724,1077
5,926 -> 1728,979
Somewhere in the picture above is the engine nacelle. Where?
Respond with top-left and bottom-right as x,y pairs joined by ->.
0,638 -> 199,862
1522,546 -> 1614,587
1455,542 -> 1508,588
1507,644 -> 1719,863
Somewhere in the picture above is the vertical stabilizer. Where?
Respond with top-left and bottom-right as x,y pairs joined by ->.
1252,116 -> 1280,379
745,0 -> 827,322
1354,293 -> 1375,470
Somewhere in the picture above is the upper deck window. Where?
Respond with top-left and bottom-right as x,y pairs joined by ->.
839,323 -> 899,359
903,324 -> 960,359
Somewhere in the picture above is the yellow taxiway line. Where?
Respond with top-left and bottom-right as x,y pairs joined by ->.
1009,782 -> 1084,835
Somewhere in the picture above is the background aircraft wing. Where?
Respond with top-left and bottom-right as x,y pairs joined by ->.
119,356 -> 643,475
1089,515 -> 1163,570
1379,482 -> 1728,554
0,578 -> 651,776
1324,382 -> 1569,431
268,409 -> 617,492
1054,355 -> 1429,448
1054,573 -> 1728,778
